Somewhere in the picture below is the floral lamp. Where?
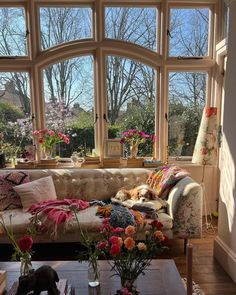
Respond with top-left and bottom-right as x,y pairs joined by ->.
192,106 -> 218,232
192,107 -> 218,166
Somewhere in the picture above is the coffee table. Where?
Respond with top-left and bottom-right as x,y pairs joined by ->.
0,259 -> 186,294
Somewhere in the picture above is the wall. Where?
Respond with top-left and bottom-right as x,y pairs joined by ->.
214,1 -> 236,283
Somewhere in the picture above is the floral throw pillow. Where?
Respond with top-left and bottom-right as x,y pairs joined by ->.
0,171 -> 30,210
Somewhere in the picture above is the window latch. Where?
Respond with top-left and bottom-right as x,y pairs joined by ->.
167,29 -> 172,38
94,113 -> 98,125
165,113 -> 169,123
103,114 -> 109,123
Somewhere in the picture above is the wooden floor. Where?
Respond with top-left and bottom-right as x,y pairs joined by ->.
168,222 -> 236,295
1,218 -> 236,295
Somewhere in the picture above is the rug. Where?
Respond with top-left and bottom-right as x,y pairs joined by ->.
182,278 -> 205,295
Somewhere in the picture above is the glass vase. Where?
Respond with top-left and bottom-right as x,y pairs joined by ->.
120,276 -> 138,293
130,144 -> 139,158
20,254 -> 32,277
43,147 -> 54,160
88,263 -> 100,287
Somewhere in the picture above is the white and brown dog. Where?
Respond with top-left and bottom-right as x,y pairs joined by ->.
114,184 -> 157,203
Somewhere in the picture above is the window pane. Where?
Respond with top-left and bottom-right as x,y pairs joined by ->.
0,8 -> 27,56
43,56 -> 94,157
106,56 -> 156,158
222,2 -> 229,40
40,7 -> 92,50
105,7 -> 157,51
0,72 -> 32,161
168,72 -> 207,157
169,8 -> 209,57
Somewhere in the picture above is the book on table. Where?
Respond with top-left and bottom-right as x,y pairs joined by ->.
0,270 -> 6,295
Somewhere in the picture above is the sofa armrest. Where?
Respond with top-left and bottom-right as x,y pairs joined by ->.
167,176 -> 202,238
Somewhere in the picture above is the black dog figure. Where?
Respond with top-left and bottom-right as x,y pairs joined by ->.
16,265 -> 60,295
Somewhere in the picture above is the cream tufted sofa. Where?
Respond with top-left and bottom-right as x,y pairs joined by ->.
0,168 -> 202,244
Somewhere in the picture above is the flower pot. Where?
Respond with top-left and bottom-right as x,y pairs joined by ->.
130,145 -> 139,158
88,263 -> 100,287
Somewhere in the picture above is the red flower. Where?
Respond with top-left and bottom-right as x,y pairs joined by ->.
96,241 -> 108,250
18,235 -> 33,252
201,147 -> 208,155
41,128 -> 49,134
49,130 -> 55,136
102,218 -> 110,225
150,220 -> 163,230
110,243 -> 121,256
109,236 -> 120,245
58,132 -> 64,139
205,107 -> 217,118
33,130 -> 40,136
38,137 -> 45,144
64,137 -> 70,144
111,227 -> 124,234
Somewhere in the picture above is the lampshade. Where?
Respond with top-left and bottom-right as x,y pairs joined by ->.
192,107 -> 218,165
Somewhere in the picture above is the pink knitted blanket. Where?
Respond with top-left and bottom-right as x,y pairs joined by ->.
28,199 -> 89,239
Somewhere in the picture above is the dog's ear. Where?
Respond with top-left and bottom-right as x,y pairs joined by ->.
149,189 -> 157,200
130,188 -> 140,201
122,190 -> 131,201
115,189 -> 131,202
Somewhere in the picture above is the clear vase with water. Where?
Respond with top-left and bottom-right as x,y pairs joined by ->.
88,262 -> 100,287
20,254 -> 32,277
43,146 -> 54,160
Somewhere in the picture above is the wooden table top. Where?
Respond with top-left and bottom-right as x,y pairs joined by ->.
0,259 -> 186,295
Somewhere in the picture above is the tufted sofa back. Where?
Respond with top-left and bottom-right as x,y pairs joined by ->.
1,168 -> 152,201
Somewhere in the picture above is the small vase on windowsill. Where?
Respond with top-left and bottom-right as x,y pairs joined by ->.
43,147 -> 54,160
130,144 -> 139,158
39,146 -> 58,167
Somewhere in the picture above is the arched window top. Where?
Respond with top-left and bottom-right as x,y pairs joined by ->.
105,7 -> 158,52
39,6 -> 93,50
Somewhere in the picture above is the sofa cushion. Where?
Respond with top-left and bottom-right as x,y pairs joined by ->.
0,171 -> 30,210
13,176 -> 57,210
147,165 -> 190,199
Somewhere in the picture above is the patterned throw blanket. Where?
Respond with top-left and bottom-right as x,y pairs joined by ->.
28,199 -> 89,239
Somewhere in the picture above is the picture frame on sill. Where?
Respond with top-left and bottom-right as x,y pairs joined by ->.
104,139 -> 123,158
